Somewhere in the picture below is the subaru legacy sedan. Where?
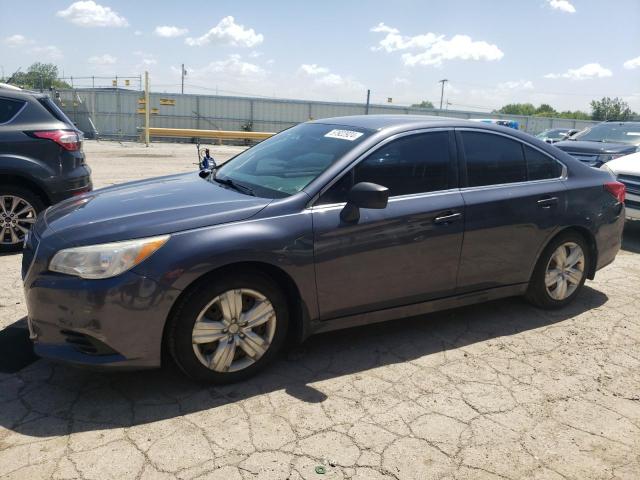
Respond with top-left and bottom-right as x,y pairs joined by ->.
23,115 -> 625,383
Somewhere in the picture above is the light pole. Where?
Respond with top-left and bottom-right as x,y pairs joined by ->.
181,64 -> 187,94
438,79 -> 448,110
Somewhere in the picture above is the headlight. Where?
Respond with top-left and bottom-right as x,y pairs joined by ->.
49,235 -> 170,279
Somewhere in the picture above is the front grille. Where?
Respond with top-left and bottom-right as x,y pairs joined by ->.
564,151 -> 599,164
60,330 -> 118,356
618,174 -> 640,196
626,199 -> 640,209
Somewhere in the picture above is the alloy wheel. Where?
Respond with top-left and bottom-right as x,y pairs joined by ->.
191,288 -> 276,373
0,195 -> 37,246
545,242 -> 585,301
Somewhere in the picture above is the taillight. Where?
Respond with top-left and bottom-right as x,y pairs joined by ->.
604,181 -> 625,203
32,130 -> 82,151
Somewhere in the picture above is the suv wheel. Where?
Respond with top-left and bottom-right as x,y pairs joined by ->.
166,271 -> 289,383
525,232 -> 589,309
0,186 -> 44,253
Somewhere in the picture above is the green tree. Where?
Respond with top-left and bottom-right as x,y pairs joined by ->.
534,103 -> 558,117
411,100 -> 435,109
590,97 -> 634,121
9,63 -> 70,90
496,103 -> 536,116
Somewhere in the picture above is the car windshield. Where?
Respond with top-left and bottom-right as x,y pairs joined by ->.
572,123 -> 640,145
536,129 -> 567,140
212,123 -> 372,198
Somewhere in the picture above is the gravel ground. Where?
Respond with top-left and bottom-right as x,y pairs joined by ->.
1,140 -> 639,479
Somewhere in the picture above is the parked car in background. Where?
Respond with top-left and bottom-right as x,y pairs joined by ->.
471,118 -> 520,130
535,128 -> 580,144
23,115 -> 625,383
554,121 -> 640,167
0,86 -> 92,252
601,151 -> 640,221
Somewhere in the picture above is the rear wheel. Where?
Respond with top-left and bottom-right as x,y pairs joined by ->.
525,232 -> 589,309
0,186 -> 44,253
167,271 -> 289,383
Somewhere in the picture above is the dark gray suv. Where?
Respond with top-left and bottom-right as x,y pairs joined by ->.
23,115 -> 625,383
0,87 -> 92,252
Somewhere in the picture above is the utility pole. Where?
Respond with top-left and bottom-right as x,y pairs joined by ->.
144,71 -> 150,147
438,79 -> 448,110
181,64 -> 186,94
365,89 -> 371,115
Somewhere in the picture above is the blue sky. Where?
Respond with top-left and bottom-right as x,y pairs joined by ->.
1,0 -> 639,112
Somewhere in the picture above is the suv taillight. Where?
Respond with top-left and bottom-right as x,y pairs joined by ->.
604,182 -> 625,203
32,130 -> 82,151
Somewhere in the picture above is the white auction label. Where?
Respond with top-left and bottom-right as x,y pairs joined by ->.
324,129 -> 364,141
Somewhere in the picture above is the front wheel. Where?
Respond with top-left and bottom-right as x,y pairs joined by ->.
525,232 -> 589,309
166,271 -> 289,383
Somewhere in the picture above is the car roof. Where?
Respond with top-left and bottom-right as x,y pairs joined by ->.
310,114 -> 496,131
0,87 -> 46,100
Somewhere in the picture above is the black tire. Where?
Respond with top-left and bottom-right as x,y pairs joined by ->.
166,270 -> 289,383
0,185 -> 45,254
525,231 -> 590,309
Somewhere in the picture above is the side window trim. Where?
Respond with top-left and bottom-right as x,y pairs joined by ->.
309,127 -> 457,208
454,127 -> 567,190
0,97 -> 28,126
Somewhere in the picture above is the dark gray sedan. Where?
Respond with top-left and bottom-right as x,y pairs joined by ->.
23,115 -> 625,383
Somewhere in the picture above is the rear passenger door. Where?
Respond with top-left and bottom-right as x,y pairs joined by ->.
312,130 -> 465,320
455,129 -> 567,293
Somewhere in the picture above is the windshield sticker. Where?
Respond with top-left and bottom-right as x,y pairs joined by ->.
324,129 -> 364,141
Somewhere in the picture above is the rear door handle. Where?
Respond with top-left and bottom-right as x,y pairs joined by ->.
537,196 -> 559,208
434,212 -> 462,225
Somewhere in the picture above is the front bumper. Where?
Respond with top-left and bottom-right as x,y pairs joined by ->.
23,238 -> 181,369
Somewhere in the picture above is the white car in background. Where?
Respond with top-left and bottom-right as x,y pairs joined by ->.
602,152 -> 640,221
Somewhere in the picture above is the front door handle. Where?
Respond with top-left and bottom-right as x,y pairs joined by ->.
434,212 -> 462,225
537,196 -> 559,209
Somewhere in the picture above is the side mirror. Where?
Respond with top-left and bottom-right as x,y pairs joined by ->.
340,182 -> 389,223
198,169 -> 210,178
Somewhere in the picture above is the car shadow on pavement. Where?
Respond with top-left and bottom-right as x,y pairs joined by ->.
622,221 -> 640,253
0,286 -> 608,438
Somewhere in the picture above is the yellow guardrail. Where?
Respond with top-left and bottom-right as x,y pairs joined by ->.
147,127 -> 275,141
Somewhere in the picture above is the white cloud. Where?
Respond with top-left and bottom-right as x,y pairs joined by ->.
185,16 -> 263,47
133,51 -> 158,68
623,56 -> 640,70
154,25 -> 188,38
547,0 -> 576,13
56,1 -> 128,27
497,80 -> 534,90
545,63 -> 612,80
371,23 -> 503,67
299,64 -> 330,76
28,45 -> 63,60
184,55 -> 266,79
88,53 -> 117,65
134,30 -> 142,36
392,77 -> 410,86
4,34 -> 33,47
298,64 -> 363,90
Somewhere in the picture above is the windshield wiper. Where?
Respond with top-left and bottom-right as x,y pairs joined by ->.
212,176 -> 256,196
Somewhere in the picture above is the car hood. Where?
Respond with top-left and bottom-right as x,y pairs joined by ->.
606,152 -> 640,175
554,140 -> 637,154
43,172 -> 271,245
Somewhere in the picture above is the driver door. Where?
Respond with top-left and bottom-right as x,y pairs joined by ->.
311,130 -> 465,320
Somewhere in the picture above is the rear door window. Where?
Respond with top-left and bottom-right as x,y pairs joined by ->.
461,131 -> 526,187
524,145 -> 563,180
0,98 -> 26,124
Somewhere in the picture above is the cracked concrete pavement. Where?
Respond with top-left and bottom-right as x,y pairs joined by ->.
1,140 -> 639,479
